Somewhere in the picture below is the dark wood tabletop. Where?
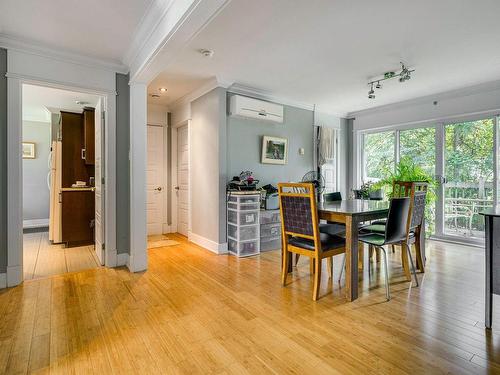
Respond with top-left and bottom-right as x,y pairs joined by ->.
318,199 -> 390,216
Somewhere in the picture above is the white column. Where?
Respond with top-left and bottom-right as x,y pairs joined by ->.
6,77 -> 23,286
129,82 -> 148,272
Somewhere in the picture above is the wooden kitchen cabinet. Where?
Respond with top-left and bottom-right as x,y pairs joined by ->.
61,111 -> 90,187
83,108 -> 95,165
61,189 -> 95,246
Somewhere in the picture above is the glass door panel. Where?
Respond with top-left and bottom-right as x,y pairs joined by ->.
363,131 -> 395,181
443,119 -> 494,239
400,127 -> 436,234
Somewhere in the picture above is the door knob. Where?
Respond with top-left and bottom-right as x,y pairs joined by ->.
174,186 -> 180,190
155,187 -> 162,191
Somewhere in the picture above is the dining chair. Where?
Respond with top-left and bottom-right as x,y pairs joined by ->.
358,197 -> 418,301
362,181 -> 428,278
278,182 -> 346,301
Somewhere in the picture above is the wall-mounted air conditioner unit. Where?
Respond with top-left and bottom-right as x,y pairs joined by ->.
229,95 -> 284,123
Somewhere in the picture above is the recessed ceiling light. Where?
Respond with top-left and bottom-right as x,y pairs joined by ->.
75,100 -> 89,105
159,87 -> 167,93
199,49 -> 214,58
150,94 -> 160,98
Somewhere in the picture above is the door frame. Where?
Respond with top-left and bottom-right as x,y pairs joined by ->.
6,77 -> 117,286
171,120 -> 191,237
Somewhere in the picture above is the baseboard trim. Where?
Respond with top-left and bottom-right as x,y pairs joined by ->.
188,231 -> 228,254
7,265 -> 22,287
23,218 -> 49,229
116,252 -> 129,267
0,273 -> 6,289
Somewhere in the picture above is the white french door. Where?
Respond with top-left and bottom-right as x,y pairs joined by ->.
94,98 -> 105,264
176,124 -> 189,237
146,125 -> 165,235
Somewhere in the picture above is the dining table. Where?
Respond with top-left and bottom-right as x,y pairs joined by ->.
318,199 -> 390,302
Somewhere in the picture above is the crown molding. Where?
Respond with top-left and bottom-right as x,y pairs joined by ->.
0,33 -> 128,74
347,79 -> 500,119
169,76 -> 230,110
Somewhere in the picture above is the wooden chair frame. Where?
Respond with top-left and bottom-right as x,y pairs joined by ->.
278,182 -> 345,301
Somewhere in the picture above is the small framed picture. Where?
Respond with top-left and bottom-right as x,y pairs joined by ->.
261,136 -> 288,165
22,142 -> 36,159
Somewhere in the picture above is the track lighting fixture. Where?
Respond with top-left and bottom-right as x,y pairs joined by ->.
368,83 -> 375,99
367,62 -> 415,99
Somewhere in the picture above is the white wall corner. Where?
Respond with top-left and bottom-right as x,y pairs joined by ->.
169,77 -> 230,111
188,231 -> 228,254
116,252 -> 129,267
127,252 -> 148,272
0,273 -> 6,289
6,265 -> 22,287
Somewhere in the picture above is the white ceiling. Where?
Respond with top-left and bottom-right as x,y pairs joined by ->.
0,0 -> 152,63
148,73 -> 212,106
23,84 -> 100,123
152,0 -> 500,115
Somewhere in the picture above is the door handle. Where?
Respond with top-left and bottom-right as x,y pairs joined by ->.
174,186 -> 180,190
155,187 -> 162,191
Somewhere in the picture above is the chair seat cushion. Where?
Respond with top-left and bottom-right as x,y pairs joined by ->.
289,233 -> 345,251
360,224 -> 386,233
319,223 -> 345,236
358,233 -> 385,246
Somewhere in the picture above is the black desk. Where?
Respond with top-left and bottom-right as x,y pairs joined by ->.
480,207 -> 500,329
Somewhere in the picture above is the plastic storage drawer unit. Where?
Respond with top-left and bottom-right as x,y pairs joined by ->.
227,193 -> 261,257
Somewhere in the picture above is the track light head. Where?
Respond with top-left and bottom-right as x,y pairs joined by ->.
375,81 -> 382,89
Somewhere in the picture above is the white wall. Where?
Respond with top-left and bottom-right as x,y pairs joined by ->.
22,121 -> 50,223
189,87 -> 227,252
147,103 -> 168,125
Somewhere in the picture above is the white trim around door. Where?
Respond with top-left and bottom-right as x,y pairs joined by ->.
6,77 -> 117,287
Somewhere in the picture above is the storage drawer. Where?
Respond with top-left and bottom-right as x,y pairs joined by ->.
228,239 -> 259,257
228,210 -> 259,225
260,209 -> 281,224
260,235 -> 282,252
228,202 -> 260,211
260,223 -> 281,237
228,194 -> 260,204
228,223 -> 259,241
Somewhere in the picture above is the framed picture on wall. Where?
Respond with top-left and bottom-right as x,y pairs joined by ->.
261,136 -> 288,165
22,142 -> 36,159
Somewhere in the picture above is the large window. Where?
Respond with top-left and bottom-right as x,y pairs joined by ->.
363,131 -> 395,180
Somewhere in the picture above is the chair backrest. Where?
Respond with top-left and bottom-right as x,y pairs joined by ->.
323,191 -> 342,202
385,197 -> 411,244
393,181 -> 428,233
278,182 -> 321,249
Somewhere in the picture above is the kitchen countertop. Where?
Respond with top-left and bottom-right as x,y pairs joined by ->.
61,187 -> 95,192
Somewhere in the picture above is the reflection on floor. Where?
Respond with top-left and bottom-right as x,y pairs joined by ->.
23,231 -> 100,280
147,234 -> 180,249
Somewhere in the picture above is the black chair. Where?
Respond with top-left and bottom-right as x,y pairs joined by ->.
341,197 -> 417,301
319,192 -> 345,236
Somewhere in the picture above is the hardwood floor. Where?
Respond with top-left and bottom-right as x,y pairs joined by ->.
2,234 -> 500,374
23,231 -> 100,280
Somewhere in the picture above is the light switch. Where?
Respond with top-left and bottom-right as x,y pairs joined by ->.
299,147 -> 305,155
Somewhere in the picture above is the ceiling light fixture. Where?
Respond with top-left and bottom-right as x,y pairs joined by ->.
159,87 -> 167,93
367,62 -> 415,99
75,100 -> 89,105
150,94 -> 160,98
199,49 -> 214,58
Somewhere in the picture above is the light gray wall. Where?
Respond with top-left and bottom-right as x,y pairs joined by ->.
191,87 -> 227,244
0,48 -> 7,273
116,73 -> 130,255
227,97 -> 314,186
22,121 -> 51,221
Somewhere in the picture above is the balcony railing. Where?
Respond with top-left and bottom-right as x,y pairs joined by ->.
444,197 -> 493,237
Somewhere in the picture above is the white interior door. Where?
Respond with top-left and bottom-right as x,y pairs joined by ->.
176,125 -> 189,236
147,125 -> 165,235
94,98 -> 105,265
